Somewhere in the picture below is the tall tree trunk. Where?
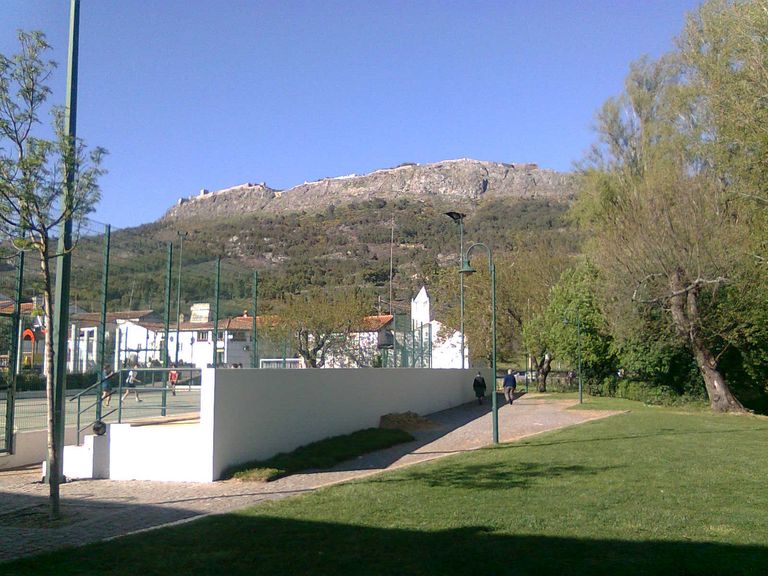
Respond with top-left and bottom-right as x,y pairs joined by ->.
533,353 -> 552,392
40,252 -> 62,516
669,270 -> 745,413
691,338 -> 744,412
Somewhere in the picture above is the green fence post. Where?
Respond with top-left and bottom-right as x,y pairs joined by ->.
47,0 -> 80,511
392,312 -> 397,368
428,322 -> 432,368
95,224 -> 110,422
251,271 -> 258,368
117,369 -> 123,423
419,323 -> 424,367
161,242 -> 172,416
211,257 -> 220,367
5,250 -> 24,452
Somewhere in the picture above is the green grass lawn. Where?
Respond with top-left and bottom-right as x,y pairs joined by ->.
6,399 -> 768,575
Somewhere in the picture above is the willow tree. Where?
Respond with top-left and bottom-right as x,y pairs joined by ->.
574,2 -> 767,412
0,31 -> 105,510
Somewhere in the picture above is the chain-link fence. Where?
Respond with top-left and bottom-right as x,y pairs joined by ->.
1,217 -> 438,446
378,316 -> 432,368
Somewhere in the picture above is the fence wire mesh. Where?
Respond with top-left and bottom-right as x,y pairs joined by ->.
2,217 -> 435,440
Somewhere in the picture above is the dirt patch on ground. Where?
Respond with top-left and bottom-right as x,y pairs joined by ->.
379,411 -> 438,432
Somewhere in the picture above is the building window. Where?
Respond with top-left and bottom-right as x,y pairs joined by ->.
197,331 -> 209,342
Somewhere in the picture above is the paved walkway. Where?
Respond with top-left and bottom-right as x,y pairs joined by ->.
0,393 -> 620,564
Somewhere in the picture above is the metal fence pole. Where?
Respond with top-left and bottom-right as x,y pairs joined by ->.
393,312 -> 397,368
117,370 -> 123,423
251,271 -> 258,368
212,257 -> 221,367
174,231 -> 187,365
47,0 -> 80,507
419,322 -> 424,367
428,322 -> 432,368
161,242 -> 172,416
95,224 -> 110,421
5,250 -> 24,452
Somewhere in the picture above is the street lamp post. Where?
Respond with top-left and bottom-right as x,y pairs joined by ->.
174,231 -> 188,365
445,212 -> 466,368
459,242 -> 498,444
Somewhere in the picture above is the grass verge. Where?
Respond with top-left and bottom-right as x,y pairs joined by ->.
224,427 -> 415,481
6,402 -> 768,575
535,391 -> 710,412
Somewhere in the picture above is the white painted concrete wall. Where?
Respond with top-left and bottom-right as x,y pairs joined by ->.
9,367 -> 476,481
63,434 -> 110,479
208,367 -> 475,481
108,420 -> 214,482
0,426 -> 78,471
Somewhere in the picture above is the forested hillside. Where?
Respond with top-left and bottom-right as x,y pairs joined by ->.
62,195 -> 574,319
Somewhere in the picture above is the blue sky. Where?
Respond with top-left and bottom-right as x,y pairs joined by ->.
2,0 -> 702,229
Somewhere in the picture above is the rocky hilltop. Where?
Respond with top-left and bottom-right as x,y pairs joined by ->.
161,159 -> 576,222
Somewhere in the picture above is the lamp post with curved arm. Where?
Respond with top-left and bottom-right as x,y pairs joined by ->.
444,212 -> 467,368
460,242 -> 498,444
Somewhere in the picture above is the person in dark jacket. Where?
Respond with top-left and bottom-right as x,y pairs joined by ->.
503,369 -> 517,405
472,371 -> 487,404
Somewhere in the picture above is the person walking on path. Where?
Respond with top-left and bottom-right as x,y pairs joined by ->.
472,371 -> 487,404
122,364 -> 143,403
503,369 -> 517,405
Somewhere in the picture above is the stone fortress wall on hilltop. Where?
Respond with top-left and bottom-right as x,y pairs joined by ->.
161,159 -> 577,222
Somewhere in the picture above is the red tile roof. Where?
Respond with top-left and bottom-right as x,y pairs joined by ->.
357,315 -> 394,332
116,314 -> 393,334
0,301 -> 36,316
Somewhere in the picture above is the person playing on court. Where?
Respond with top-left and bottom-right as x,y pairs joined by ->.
122,364 -> 143,403
168,364 -> 179,396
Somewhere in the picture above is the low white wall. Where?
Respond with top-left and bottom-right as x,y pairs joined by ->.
5,368 -> 478,480
108,421 -> 213,482
0,426 -> 78,471
209,368 -> 476,481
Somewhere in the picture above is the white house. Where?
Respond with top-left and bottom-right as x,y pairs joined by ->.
410,287 -> 466,369
114,309 -> 298,369
64,288 -> 465,372
324,314 -> 394,368
67,310 -> 159,372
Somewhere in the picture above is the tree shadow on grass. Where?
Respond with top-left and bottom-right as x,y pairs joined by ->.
7,513 -> 767,576
367,460 -> 622,491
520,425 -> 768,449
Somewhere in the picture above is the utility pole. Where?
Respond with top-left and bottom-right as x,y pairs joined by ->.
48,0 -> 80,518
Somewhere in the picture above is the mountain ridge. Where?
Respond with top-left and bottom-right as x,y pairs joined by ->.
161,158 -> 577,222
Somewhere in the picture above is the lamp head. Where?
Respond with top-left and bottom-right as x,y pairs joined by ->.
459,258 -> 477,275
444,211 -> 466,223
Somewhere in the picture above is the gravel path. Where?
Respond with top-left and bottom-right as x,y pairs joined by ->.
0,393 -> 620,563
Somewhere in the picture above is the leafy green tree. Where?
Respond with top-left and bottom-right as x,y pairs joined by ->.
272,288 -> 369,368
510,237 -> 573,390
525,261 -> 615,391
0,32 -> 105,514
679,0 -> 768,199
575,2 -> 768,411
